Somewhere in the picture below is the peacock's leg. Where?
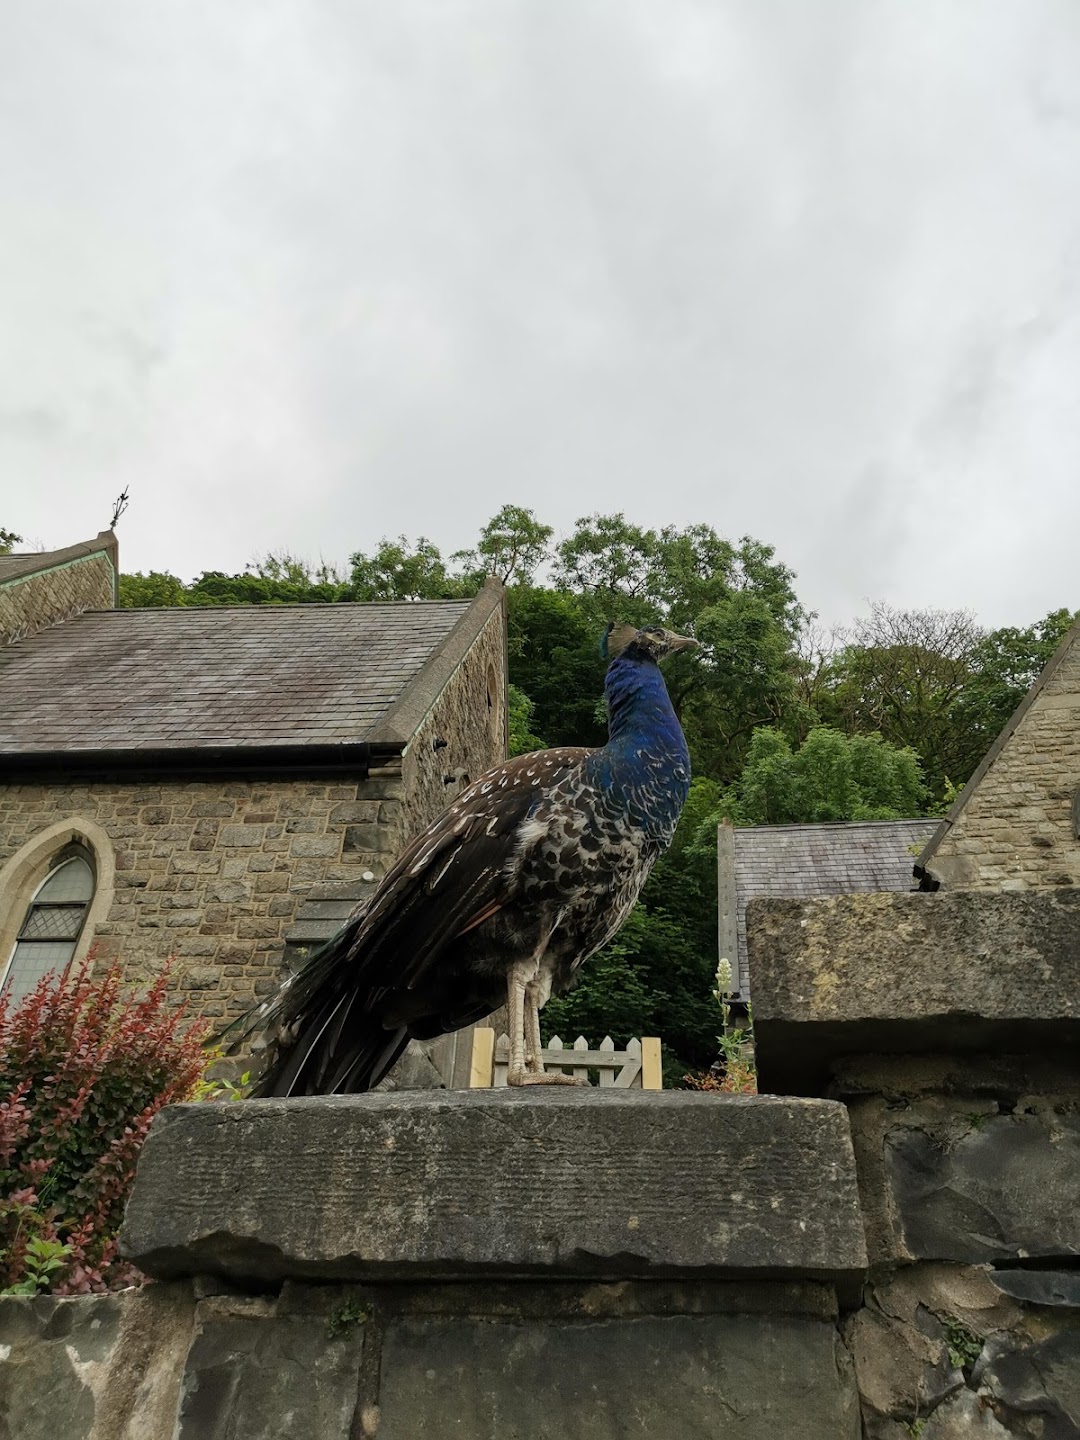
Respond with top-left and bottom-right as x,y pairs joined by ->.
507,960 -> 530,1079
525,983 -> 544,1072
506,962 -> 582,1087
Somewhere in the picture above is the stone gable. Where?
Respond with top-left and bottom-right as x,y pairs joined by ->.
0,531 -> 118,644
918,617 -> 1080,889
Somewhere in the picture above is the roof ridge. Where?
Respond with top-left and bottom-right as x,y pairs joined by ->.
85,598 -> 474,615
737,817 -> 936,835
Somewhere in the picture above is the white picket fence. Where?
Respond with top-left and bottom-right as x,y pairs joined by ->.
469,1028 -> 662,1089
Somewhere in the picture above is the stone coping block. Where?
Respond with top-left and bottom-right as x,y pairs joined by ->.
747,889 -> 1080,1094
121,1090 -> 867,1304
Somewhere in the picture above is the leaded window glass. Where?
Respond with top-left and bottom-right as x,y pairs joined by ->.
2,850 -> 95,1003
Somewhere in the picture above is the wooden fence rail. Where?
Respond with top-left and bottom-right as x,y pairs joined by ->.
469,1029 -> 662,1090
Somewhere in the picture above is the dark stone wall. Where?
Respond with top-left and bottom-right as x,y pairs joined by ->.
750,890 -> 1080,1438
0,1279 -> 860,1440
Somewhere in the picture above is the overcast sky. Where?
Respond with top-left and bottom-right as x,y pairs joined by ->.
3,1 -> 1079,628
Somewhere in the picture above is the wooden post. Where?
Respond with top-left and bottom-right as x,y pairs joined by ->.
640,1037 -> 662,1091
572,1035 -> 590,1084
469,1027 -> 495,1088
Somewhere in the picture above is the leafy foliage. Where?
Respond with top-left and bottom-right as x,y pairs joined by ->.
454,505 -> 553,588
506,685 -> 546,757
946,608 -> 1077,783
725,725 -> 926,825
0,527 -> 23,556
348,537 -> 464,602
0,958 -> 208,1295
815,604 -> 983,802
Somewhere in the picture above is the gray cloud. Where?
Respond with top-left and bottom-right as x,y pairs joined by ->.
2,0 -> 1080,628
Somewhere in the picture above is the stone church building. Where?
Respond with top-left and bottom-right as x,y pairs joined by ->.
0,531 -> 507,1074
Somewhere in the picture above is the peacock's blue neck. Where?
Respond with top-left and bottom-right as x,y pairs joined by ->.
589,652 -> 691,841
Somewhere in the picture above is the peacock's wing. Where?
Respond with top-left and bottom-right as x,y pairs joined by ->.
350,746 -> 591,989
244,746 -> 591,1096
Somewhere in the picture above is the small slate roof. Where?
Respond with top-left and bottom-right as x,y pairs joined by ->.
724,819 -> 939,996
0,599 -> 481,753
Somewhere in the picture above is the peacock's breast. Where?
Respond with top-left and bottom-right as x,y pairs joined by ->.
515,789 -> 659,920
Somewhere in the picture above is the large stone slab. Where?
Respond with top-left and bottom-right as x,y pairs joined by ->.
0,1285 -> 194,1440
747,890 -> 1080,1094
885,1113 -> 1080,1265
175,1289 -> 368,1440
377,1311 -> 860,1440
121,1090 -> 867,1302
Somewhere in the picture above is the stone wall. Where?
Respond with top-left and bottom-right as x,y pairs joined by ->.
921,621 -> 1080,890
0,1279 -> 859,1440
0,776 -> 400,1023
400,604 -> 506,837
750,888 -> 1080,1438
0,535 -> 117,644
1,1091 -> 868,1440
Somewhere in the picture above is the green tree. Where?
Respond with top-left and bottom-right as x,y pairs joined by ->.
119,571 -> 190,607
347,537 -> 464,602
946,608 -> 1077,783
553,512 -> 659,606
0,528 -> 22,556
546,514 -> 804,781
188,553 -> 348,605
453,505 -> 553,587
725,725 -> 926,825
507,684 -> 546,756
120,554 -> 349,608
817,604 -> 983,801
506,586 -> 609,750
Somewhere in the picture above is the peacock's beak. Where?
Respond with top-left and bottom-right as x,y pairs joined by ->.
662,630 -> 698,654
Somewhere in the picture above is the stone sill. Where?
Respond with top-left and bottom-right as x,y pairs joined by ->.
121,1090 -> 868,1307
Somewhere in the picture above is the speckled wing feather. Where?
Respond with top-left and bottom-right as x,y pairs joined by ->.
351,747 -> 590,982
245,747 -> 591,1096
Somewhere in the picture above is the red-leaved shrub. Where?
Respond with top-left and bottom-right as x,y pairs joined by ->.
0,956 -> 208,1294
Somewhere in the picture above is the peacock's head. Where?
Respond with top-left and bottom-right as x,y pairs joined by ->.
602,621 -> 698,664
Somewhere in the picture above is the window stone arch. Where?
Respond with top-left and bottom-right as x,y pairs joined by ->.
0,818 -> 116,998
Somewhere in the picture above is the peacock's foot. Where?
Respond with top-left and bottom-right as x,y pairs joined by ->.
506,1069 -> 587,1087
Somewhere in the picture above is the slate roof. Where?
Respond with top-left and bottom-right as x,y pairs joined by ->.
723,819 -> 939,996
0,598 -> 485,754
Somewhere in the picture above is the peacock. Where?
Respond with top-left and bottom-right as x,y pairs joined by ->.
242,620 -> 695,1095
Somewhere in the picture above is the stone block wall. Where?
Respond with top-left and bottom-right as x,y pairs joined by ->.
750,888 -> 1080,1438
400,604 -> 506,833
0,535 -> 117,644
0,776 -> 404,1022
922,622 -> 1080,890
1,1091 -> 868,1440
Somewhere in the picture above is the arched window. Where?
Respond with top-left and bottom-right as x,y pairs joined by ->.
1,846 -> 95,1003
